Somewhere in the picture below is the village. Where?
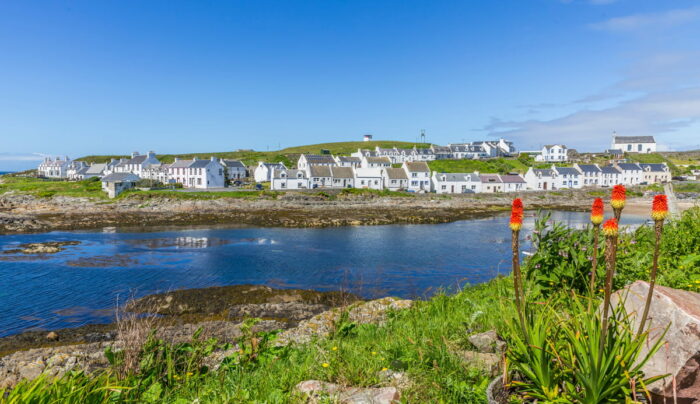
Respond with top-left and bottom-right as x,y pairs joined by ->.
35,134 -> 674,198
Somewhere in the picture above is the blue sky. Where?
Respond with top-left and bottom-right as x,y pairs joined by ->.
2,0 -> 700,171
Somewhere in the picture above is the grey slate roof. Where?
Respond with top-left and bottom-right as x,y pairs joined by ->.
555,167 -> 580,176
309,165 -> 332,177
617,163 -> 642,171
189,159 -> 214,168
273,169 -> 306,179
500,174 -> 526,183
639,163 -> 667,172
601,166 -> 621,174
85,164 -> 107,175
170,160 -> 194,168
613,136 -> 655,143
221,159 -> 245,168
384,168 -> 408,180
436,172 -> 480,182
336,156 -> 361,163
102,173 -> 139,182
480,174 -> 502,183
533,169 -> 555,177
404,162 -> 430,172
577,164 -> 601,173
365,157 -> 392,164
303,154 -> 336,164
330,166 -> 354,178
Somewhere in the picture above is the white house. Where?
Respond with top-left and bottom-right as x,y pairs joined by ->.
479,174 -> 505,193
524,168 -> 557,191
612,135 -> 656,154
600,165 -> 622,187
330,166 -> 355,189
375,147 -> 403,164
382,167 -> 409,191
114,151 -> 160,176
37,157 -> 72,178
430,145 -> 452,160
307,165 -> 333,188
432,172 -> 481,194
66,161 -> 89,180
500,174 -> 527,192
166,157 -> 225,189
407,147 -> 436,162
552,166 -> 582,189
220,159 -> 247,182
614,163 -> 644,186
254,162 -> 286,182
403,162 -> 431,192
297,154 -> 336,170
574,164 -> 601,187
535,145 -> 568,162
354,167 -> 384,190
101,172 -> 140,198
270,169 -> 309,190
640,163 -> 671,183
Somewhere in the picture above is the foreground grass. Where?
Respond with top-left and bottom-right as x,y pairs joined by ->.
0,176 -> 105,199
2,279 -> 513,403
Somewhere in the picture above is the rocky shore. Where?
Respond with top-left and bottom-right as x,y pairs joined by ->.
0,284 -> 410,390
0,189 -> 619,234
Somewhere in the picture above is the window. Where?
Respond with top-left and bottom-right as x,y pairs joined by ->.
638,144 -> 642,152
412,173 -> 417,178
627,145 -> 632,151
441,185 -> 446,190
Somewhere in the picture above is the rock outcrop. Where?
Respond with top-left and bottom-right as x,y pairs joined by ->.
295,380 -> 400,404
611,281 -> 700,403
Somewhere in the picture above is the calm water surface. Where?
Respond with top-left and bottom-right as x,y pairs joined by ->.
0,211 -> 646,336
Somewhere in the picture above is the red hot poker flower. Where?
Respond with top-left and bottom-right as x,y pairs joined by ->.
602,218 -> 619,237
611,185 -> 626,209
591,198 -> 604,225
651,194 -> 669,221
510,198 -> 524,231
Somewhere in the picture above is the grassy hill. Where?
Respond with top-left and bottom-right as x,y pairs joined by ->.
428,158 -> 529,174
78,141 -> 430,167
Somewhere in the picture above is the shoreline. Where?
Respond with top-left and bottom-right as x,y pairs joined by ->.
0,188 -> 669,235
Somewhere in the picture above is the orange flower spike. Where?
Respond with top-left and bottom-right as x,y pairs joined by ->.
591,198 -> 604,225
651,194 -> 669,222
509,198 -> 524,231
611,185 -> 626,210
602,218 -> 619,237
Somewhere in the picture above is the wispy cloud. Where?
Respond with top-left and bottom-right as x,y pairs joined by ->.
590,7 -> 700,32
0,153 -> 47,161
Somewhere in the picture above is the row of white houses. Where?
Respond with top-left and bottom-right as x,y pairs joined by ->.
523,163 -> 671,191
349,139 -> 516,164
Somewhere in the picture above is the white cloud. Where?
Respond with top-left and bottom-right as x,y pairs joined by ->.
485,87 -> 700,151
590,7 -> 700,32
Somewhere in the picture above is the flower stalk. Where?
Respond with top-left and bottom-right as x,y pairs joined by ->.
588,198 -> 604,311
637,195 -> 668,335
599,218 -> 618,357
510,198 -> 528,342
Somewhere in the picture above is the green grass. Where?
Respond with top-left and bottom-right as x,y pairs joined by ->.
0,176 -> 105,199
674,182 -> 700,193
428,157 -> 528,174
78,141 -> 430,167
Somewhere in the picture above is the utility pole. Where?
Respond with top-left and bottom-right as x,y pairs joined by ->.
420,129 -> 426,144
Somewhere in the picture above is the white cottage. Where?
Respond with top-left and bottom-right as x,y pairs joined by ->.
270,169 -> 309,190
552,166 -> 582,189
403,162 -> 431,192
500,174 -> 527,192
614,163 -> 644,186
354,167 -> 384,190
254,162 -> 286,183
101,172 -> 140,198
640,163 -> 671,183
361,156 -> 392,168
297,154 -> 336,170
382,168 -> 409,191
114,151 -> 160,176
574,164 -> 602,187
600,165 -> 622,187
432,172 -> 481,194
219,159 -> 247,182
535,145 -> 568,162
524,168 -> 557,191
329,166 -> 355,188
37,157 -> 72,178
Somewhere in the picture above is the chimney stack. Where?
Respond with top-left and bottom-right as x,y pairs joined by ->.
132,151 -> 139,158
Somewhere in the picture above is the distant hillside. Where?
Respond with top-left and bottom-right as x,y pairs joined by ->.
78,141 -> 430,166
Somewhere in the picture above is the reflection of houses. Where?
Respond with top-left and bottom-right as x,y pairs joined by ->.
101,173 -> 139,198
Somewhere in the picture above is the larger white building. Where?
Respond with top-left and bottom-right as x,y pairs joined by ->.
612,135 -> 656,154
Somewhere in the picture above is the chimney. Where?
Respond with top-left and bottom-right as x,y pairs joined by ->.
148,151 -> 155,158
132,151 -> 139,158
174,157 -> 179,162
193,157 -> 198,161
210,156 -> 216,161
110,158 -> 116,163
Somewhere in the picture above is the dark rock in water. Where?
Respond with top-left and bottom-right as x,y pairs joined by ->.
2,241 -> 80,255
127,284 -> 360,317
